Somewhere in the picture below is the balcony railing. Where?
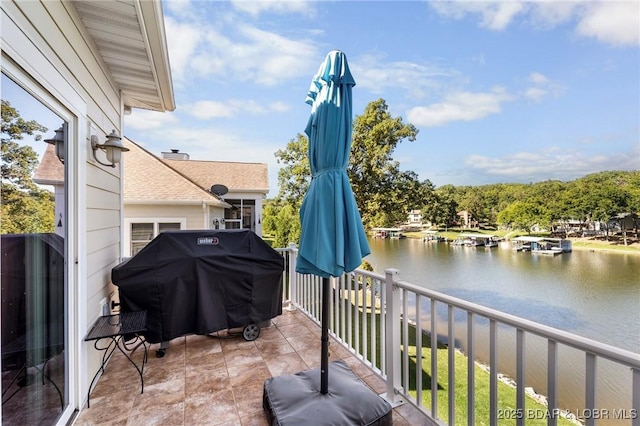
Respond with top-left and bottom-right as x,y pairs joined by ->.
276,244 -> 640,426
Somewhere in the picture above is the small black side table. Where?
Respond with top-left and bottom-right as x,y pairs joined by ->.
84,311 -> 148,407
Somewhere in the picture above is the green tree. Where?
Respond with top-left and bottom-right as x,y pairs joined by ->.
423,184 -> 459,229
456,187 -> 485,228
271,204 -> 301,248
497,201 -> 550,233
1,100 -> 54,234
274,133 -> 310,210
268,98 -> 420,244
348,99 -> 419,228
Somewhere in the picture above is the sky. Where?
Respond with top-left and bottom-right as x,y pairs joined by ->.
126,1 -> 636,196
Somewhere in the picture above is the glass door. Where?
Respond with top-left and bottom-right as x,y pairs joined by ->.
1,73 -> 69,425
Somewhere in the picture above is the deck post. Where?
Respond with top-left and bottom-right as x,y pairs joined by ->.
383,268 -> 402,404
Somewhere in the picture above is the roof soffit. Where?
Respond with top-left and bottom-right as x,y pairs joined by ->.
70,0 -> 175,112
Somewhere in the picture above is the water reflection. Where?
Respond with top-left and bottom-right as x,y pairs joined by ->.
366,237 -> 640,352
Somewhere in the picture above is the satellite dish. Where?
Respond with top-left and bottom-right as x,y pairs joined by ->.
210,184 -> 228,197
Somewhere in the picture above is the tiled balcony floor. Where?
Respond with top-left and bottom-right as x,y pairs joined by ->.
73,309 -> 433,425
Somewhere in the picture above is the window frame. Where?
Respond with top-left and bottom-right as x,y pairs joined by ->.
124,217 -> 186,257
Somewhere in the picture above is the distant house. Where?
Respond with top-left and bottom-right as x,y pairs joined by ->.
607,213 -> 639,236
457,210 -> 478,228
123,139 -> 269,256
406,209 -> 423,228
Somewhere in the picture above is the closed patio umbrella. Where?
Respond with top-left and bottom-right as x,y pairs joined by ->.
296,49 -> 370,279
296,49 -> 370,394
263,51 -> 391,426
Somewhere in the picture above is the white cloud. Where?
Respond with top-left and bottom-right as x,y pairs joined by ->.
124,109 -> 180,131
351,54 -> 460,99
182,99 -> 292,119
430,1 -> 640,46
523,72 -> 564,102
406,88 -> 513,127
576,2 -> 640,46
230,0 -> 315,17
528,2 -> 580,28
164,0 -> 196,19
464,148 -> 640,181
164,17 -> 201,82
429,1 -> 527,30
164,17 -> 320,86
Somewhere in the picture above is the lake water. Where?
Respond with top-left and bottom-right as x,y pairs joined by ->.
364,237 -> 639,424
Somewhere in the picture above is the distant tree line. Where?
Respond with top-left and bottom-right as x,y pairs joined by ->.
262,98 -> 639,246
431,171 -> 640,234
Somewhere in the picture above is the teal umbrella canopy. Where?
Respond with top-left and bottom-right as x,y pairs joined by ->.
296,50 -> 370,278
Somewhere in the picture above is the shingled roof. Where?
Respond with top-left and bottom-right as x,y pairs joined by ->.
124,138 -> 268,204
124,139 -> 228,206
33,144 -> 64,185
163,158 -> 268,193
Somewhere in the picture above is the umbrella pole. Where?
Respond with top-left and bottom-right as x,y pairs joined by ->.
321,276 -> 330,394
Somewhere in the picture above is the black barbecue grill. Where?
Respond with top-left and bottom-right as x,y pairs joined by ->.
112,229 -> 284,355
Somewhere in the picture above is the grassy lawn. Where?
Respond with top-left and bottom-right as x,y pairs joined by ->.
332,299 -> 575,426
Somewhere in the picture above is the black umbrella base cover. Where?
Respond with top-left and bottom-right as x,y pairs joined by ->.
263,359 -> 392,426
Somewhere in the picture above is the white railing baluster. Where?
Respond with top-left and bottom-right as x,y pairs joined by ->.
416,294 -> 423,407
347,272 -> 353,349
380,277 -> 387,377
288,243 -> 296,304
402,288 -> 410,402
362,276 -> 368,363
329,277 -> 340,330
371,277 -> 377,371
384,268 -> 400,403
490,319 -> 498,426
548,340 -> 558,426
633,368 -> 640,426
354,277 -> 360,357
431,298 -> 438,417
340,274 -> 345,345
585,353 -> 597,426
448,305 -> 455,425
467,312 -> 475,425
516,329 -> 525,426
316,275 -> 321,320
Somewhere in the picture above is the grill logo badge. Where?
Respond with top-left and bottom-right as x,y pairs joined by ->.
197,237 -> 218,245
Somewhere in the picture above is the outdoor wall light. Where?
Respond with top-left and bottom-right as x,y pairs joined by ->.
44,126 -> 65,163
91,130 -> 129,167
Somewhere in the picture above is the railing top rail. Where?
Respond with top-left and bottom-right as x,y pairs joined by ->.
395,278 -> 640,369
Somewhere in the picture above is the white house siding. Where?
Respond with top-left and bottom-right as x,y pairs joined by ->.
123,203 -> 227,256
2,0 -> 129,417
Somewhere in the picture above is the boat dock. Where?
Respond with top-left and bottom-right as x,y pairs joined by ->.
511,236 -> 572,255
454,233 -> 499,247
421,230 -> 447,242
372,227 -> 406,239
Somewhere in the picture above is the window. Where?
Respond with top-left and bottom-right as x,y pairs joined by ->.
129,221 -> 182,256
